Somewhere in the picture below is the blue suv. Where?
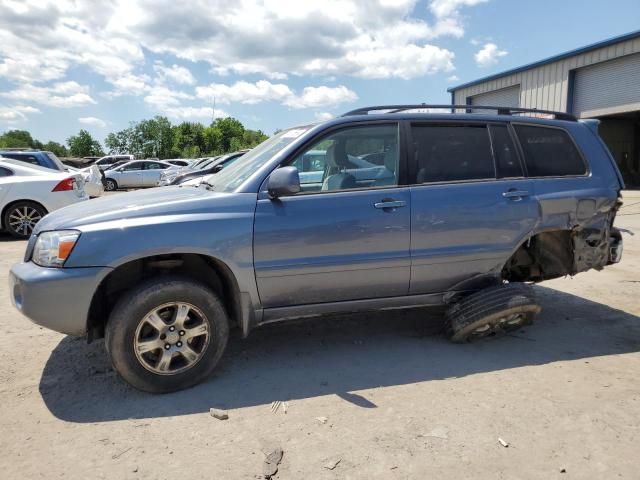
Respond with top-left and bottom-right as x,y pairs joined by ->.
9,105 -> 624,392
0,149 -> 67,171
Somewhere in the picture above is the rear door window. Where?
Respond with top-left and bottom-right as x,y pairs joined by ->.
411,125 -> 495,183
514,125 -> 586,177
489,125 -> 523,178
122,162 -> 144,171
145,162 -> 169,170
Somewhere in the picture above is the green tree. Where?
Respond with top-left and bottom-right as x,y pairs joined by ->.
67,129 -> 104,157
214,117 -> 245,152
0,129 -> 36,148
42,141 -> 68,157
105,128 -> 133,155
204,125 -> 223,155
173,122 -> 206,158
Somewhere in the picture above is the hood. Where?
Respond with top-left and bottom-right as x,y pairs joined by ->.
35,186 -> 242,232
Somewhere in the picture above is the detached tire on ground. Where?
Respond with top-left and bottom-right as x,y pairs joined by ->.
105,276 -> 229,393
445,283 -> 541,343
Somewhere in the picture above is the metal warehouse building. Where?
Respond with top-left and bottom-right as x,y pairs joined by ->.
448,30 -> 640,186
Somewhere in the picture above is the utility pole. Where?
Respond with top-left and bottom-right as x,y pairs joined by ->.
211,96 -> 216,125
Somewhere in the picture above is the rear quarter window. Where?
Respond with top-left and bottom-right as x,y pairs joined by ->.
514,125 -> 587,177
0,166 -> 13,177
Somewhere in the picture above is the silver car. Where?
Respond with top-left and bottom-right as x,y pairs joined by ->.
103,160 -> 175,191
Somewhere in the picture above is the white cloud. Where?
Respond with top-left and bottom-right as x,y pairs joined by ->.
0,0 -> 489,90
474,42 -> 508,67
447,74 -> 460,82
153,62 -> 196,85
196,80 -> 293,105
0,81 -> 96,108
429,0 -> 489,19
103,73 -> 151,98
284,86 -> 358,109
315,112 -> 334,121
143,85 -> 193,110
160,106 -> 230,121
79,116 -> 107,128
196,80 -> 357,109
0,105 -> 41,124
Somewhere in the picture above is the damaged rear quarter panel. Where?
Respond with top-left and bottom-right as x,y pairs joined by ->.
531,122 -> 623,275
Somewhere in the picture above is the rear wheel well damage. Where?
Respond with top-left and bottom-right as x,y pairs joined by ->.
502,222 -> 620,283
87,254 -> 241,341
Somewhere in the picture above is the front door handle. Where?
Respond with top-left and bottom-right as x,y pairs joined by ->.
374,199 -> 407,210
502,190 -> 530,200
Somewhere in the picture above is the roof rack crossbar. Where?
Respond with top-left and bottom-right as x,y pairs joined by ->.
341,104 -> 577,121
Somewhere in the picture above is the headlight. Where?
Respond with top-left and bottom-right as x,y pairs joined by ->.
32,230 -> 80,267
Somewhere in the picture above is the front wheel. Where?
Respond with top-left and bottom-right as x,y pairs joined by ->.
105,277 -> 229,393
104,178 -> 118,191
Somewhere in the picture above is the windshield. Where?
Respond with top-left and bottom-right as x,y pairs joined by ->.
45,151 -> 67,171
204,127 -> 310,192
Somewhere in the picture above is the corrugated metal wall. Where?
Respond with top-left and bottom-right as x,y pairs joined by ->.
453,36 -> 640,116
468,85 -> 521,108
573,52 -> 640,117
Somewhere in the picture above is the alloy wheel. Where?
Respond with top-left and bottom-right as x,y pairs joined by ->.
133,302 -> 210,375
8,205 -> 42,236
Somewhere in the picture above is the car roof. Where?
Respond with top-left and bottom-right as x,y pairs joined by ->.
315,112 -> 578,129
0,158 -> 61,175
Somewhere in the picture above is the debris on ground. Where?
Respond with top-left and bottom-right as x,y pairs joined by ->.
262,447 -> 284,479
316,416 -> 328,424
498,437 -> 509,448
209,408 -> 229,420
271,400 -> 286,414
323,456 -> 341,470
111,447 -> 132,460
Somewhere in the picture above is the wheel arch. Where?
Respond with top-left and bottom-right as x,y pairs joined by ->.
501,228 -> 575,282
87,252 -> 244,341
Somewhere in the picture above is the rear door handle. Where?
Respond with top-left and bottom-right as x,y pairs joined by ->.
374,199 -> 407,210
502,190 -> 530,199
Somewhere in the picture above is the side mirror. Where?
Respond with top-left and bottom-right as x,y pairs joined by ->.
267,166 -> 301,198
212,164 -> 224,173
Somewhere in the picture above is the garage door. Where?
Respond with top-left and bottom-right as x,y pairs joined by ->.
573,52 -> 640,118
469,85 -> 520,110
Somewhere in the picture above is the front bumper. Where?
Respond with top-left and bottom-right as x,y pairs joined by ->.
9,262 -> 111,336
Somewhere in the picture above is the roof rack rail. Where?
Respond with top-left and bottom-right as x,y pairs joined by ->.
341,104 -> 577,121
0,147 -> 39,151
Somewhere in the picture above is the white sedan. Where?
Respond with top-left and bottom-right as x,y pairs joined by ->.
0,158 -> 88,238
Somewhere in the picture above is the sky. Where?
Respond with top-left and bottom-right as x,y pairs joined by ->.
1,0 -> 639,146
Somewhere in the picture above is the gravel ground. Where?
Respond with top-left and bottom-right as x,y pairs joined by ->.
1,191 -> 639,479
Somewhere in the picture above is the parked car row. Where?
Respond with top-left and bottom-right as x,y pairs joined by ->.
0,147 -> 246,237
157,150 -> 249,186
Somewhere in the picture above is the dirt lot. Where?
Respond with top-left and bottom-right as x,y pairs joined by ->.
1,192 -> 639,480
